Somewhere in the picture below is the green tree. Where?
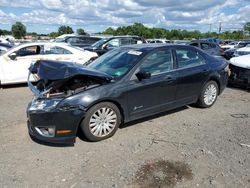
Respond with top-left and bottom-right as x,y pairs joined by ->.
244,22 -> 250,35
49,32 -> 59,38
0,29 -> 4,36
58,25 -> 74,35
11,22 -> 26,39
77,28 -> 87,35
103,27 -> 115,35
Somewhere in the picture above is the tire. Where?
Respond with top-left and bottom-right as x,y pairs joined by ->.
80,102 -> 121,142
197,81 -> 218,108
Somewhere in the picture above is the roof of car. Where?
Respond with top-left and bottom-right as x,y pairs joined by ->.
105,35 -> 144,39
120,43 -> 190,53
16,42 -> 72,47
190,39 -> 214,43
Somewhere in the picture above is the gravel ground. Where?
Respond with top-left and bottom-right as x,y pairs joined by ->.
0,86 -> 249,188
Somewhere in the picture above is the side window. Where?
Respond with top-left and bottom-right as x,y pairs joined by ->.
120,38 -> 131,46
132,38 -> 143,44
190,43 -> 199,47
156,40 -> 163,43
139,49 -> 173,76
210,43 -> 215,48
106,39 -> 120,47
43,45 -> 72,54
201,43 -> 211,50
68,37 -> 86,44
87,38 -> 99,44
176,48 -> 206,69
16,46 -> 41,57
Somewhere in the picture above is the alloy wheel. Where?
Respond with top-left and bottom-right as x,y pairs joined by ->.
89,107 -> 117,137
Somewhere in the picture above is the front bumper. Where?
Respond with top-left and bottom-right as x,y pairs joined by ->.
27,103 -> 86,144
228,64 -> 250,88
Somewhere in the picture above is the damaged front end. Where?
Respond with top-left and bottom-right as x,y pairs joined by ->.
28,60 -> 113,99
229,64 -> 250,89
27,60 -> 113,144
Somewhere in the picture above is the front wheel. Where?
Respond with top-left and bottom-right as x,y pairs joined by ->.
197,81 -> 218,108
80,102 -> 121,142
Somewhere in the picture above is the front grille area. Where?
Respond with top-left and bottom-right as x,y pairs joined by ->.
229,64 -> 250,81
237,51 -> 250,56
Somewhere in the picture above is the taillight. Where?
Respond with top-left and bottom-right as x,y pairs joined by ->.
220,48 -> 224,55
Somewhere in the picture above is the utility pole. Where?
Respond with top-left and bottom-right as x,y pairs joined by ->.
218,22 -> 222,35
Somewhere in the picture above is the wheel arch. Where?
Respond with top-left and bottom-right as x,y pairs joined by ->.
207,76 -> 221,95
77,99 -> 126,131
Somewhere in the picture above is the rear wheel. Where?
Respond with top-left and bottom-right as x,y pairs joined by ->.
80,102 -> 121,141
197,81 -> 218,108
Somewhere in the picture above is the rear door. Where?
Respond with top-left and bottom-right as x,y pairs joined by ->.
174,46 -> 210,105
42,44 -> 74,62
126,48 -> 177,120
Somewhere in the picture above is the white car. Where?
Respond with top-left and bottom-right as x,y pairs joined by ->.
0,42 -> 98,85
221,41 -> 239,51
234,44 -> 250,56
229,54 -> 250,88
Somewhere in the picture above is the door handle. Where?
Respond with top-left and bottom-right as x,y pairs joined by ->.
202,69 -> 209,72
164,75 -> 174,82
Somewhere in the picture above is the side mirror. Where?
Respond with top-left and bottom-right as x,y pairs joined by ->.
9,52 -> 17,60
102,44 -> 108,50
136,71 -> 151,81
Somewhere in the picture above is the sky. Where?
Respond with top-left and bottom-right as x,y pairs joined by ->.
0,0 -> 250,34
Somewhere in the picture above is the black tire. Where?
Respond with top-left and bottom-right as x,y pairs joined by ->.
80,102 -> 121,142
197,81 -> 218,108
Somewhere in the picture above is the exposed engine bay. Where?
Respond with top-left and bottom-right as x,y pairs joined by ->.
28,60 -> 113,98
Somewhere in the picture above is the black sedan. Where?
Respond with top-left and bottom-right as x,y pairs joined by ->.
27,44 -> 229,144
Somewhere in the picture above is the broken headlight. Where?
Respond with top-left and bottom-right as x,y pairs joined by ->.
29,99 -> 62,111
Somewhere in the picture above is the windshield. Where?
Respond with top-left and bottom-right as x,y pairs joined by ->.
54,38 -> 66,42
87,48 -> 143,77
91,38 -> 108,48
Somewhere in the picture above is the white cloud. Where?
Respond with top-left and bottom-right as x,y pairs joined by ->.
0,0 -> 249,33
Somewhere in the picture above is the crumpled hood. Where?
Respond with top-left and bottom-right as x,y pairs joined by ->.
29,60 -> 113,82
230,55 -> 250,69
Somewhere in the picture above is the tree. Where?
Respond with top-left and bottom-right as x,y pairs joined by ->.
77,28 -> 87,35
49,32 -> 59,38
244,22 -> 250,35
58,25 -> 74,35
103,27 -> 115,35
11,22 -> 26,39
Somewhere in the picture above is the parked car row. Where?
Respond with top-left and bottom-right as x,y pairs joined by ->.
84,36 -> 147,56
0,42 -> 13,55
189,40 -> 224,56
221,40 -> 250,60
54,35 -> 102,48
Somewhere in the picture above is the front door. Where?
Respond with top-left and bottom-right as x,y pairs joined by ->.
1,45 -> 42,84
126,48 -> 177,121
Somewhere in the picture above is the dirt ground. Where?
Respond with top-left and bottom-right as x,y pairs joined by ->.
0,85 -> 249,188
